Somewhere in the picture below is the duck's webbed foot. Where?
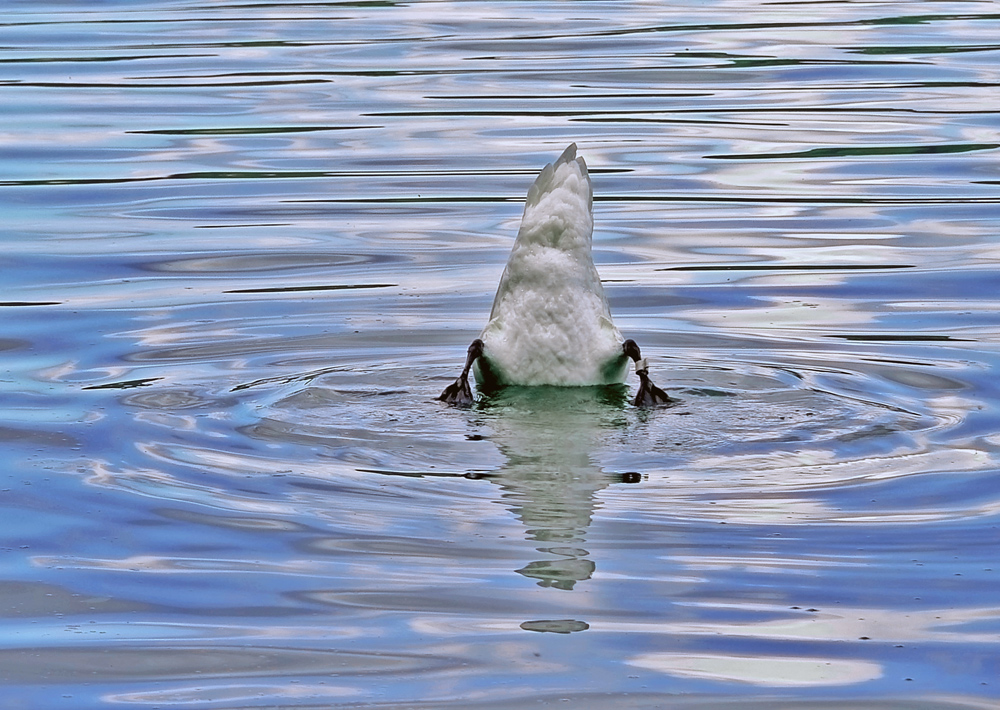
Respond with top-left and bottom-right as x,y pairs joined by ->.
438,339 -> 484,405
635,368 -> 672,407
439,376 -> 474,405
623,339 -> 673,407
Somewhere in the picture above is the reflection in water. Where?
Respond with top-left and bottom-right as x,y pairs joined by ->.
5,0 -> 1000,705
475,386 -> 642,590
520,619 -> 590,634
628,652 -> 883,687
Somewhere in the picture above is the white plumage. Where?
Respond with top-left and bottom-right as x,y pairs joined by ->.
475,143 -> 627,387
439,143 -> 671,407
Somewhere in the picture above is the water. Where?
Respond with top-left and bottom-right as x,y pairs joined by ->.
2,1 -> 999,707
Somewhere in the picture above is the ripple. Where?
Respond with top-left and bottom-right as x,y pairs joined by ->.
225,282 -> 395,294
122,387 -> 230,410
249,356 -> 946,470
108,682 -> 359,705
32,554 -> 320,575
0,645 -> 458,683
143,251 -> 403,274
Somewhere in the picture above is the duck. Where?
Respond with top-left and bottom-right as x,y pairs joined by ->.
439,143 -> 670,407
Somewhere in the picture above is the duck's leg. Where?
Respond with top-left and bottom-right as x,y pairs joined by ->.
623,339 -> 672,407
438,339 -> 484,405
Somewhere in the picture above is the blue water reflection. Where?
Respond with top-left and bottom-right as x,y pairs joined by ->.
2,1 -> 999,708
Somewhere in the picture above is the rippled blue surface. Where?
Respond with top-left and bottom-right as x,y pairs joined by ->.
2,1 -> 1000,708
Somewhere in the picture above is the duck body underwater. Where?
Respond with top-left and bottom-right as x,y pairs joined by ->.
439,143 -> 671,407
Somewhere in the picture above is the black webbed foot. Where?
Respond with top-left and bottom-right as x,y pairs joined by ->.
634,369 -> 672,406
439,376 -> 474,405
623,339 -> 673,407
438,339 -> 484,406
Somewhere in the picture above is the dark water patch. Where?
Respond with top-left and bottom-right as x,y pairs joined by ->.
682,388 -> 737,398
0,580 -> 151,618
0,53 -> 214,64
357,466 -> 493,480
581,13 -> 1000,36
0,645 -> 460,684
852,44 -> 1000,56
710,142 -> 1000,160
225,283 -> 396,294
193,222 -> 289,228
664,264 -> 915,272
829,334 -> 973,342
0,338 -> 30,352
0,425 -> 78,448
1,77 -> 332,89
429,91 -> 711,100
82,377 -> 161,390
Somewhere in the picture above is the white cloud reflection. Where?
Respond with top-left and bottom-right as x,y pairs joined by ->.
627,651 -> 882,687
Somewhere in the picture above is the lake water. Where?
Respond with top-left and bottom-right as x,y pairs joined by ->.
2,1 -> 1000,708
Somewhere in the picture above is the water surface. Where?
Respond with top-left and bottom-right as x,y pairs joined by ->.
2,1 -> 1000,708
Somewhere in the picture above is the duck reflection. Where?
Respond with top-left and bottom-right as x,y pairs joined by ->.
474,385 -> 637,590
